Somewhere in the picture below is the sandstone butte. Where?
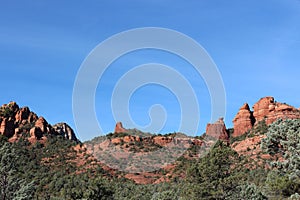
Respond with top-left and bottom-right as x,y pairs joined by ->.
232,96 -> 300,137
205,117 -> 229,143
0,101 -> 78,143
114,121 -> 127,133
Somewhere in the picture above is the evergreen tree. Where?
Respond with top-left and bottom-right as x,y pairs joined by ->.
0,142 -> 35,200
261,119 -> 300,197
186,141 -> 244,199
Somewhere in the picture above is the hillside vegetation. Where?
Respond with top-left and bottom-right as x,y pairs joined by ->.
0,119 -> 299,199
1,99 -> 300,199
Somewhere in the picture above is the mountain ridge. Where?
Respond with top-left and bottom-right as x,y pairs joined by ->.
0,101 -> 79,143
1,96 -> 300,185
1,97 -> 300,199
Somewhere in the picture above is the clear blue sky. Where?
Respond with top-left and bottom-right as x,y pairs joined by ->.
1,0 -> 300,141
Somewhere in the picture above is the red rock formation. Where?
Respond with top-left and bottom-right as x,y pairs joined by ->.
253,97 -> 275,123
114,122 -> 127,133
0,118 -> 15,137
0,102 -> 78,142
28,112 -> 38,123
35,117 -> 48,133
29,127 -> 43,139
2,102 -> 20,113
53,123 -> 78,141
231,135 -> 266,156
109,135 -> 141,145
153,136 -> 173,146
232,97 -> 300,138
123,135 -> 141,143
253,97 -> 300,125
206,118 -> 229,142
111,137 -> 122,144
232,103 -> 254,137
34,116 -> 56,135
9,102 -> 19,112
15,107 -> 30,123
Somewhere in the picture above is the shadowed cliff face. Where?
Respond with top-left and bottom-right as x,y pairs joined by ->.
0,102 -> 78,143
232,97 -> 300,137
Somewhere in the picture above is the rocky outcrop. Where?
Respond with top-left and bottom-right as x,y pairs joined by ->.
0,102 -> 79,143
15,107 -> 30,123
35,117 -> 50,133
0,102 -> 18,137
252,97 -> 274,122
153,136 -> 173,146
0,118 -> 15,138
123,135 -> 141,143
28,116 -> 57,141
231,135 -> 266,156
111,137 -> 123,144
253,96 -> 300,125
29,127 -> 43,139
53,123 -> 78,141
232,97 -> 300,137
1,102 -> 19,114
114,122 -> 127,133
232,103 -> 255,137
206,118 -> 229,142
28,112 -> 38,123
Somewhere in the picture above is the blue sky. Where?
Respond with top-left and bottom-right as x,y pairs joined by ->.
1,0 -> 300,141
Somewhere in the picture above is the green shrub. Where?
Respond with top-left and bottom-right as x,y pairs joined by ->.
261,119 -> 300,197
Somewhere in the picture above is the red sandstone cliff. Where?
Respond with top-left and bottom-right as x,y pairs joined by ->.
232,97 -> 300,137
253,96 -> 300,124
0,102 -> 78,142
